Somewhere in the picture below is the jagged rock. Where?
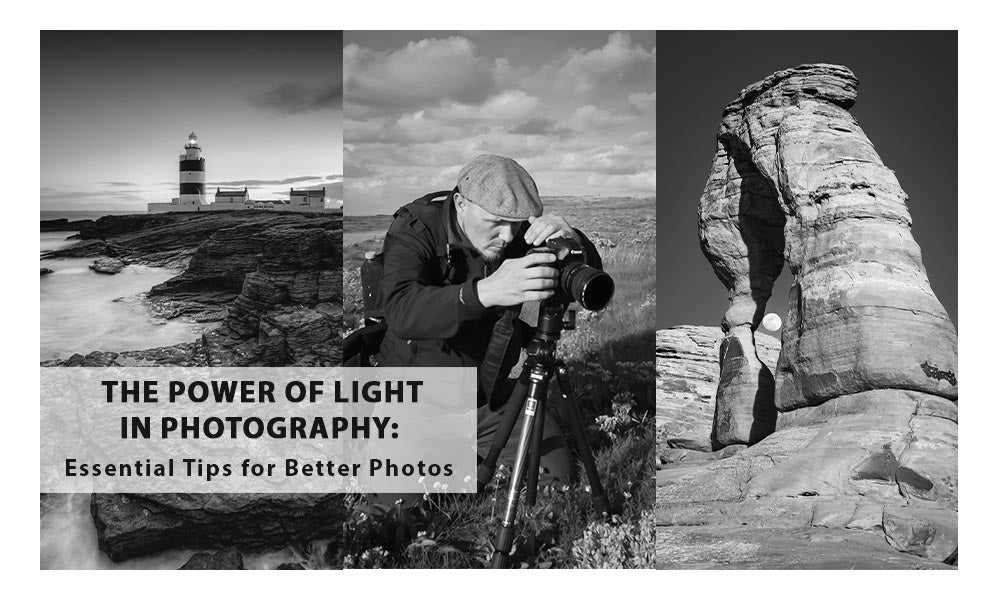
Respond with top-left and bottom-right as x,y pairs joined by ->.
91,493 -> 347,562
89,257 -> 125,274
43,343 -> 207,367
656,326 -> 778,452
41,218 -> 93,232
202,223 -> 342,366
178,548 -> 245,570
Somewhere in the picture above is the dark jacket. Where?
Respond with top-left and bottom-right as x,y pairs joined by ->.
376,191 -> 600,407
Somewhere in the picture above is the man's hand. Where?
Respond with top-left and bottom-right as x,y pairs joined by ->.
476,252 -> 559,308
524,214 -> 580,246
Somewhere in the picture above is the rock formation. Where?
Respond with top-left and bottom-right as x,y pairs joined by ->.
91,494 -> 346,562
657,327 -> 779,454
43,210 -> 345,561
657,64 -> 958,568
89,257 -> 125,274
699,63 -> 957,437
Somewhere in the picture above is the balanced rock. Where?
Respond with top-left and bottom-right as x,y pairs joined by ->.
698,63 -> 957,440
657,64 -> 958,568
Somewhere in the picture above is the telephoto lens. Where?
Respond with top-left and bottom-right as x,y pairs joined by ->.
530,237 -> 615,310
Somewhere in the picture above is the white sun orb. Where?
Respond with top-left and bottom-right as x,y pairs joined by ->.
761,313 -> 782,332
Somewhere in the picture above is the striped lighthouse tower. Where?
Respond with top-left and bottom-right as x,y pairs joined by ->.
178,132 -> 207,205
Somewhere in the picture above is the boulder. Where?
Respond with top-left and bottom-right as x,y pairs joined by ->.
89,257 -> 125,274
91,493 -> 347,562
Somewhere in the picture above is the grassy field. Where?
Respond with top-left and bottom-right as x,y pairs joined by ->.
340,197 -> 656,568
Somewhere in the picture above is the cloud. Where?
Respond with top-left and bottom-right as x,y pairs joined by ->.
563,105 -> 635,132
208,175 -> 324,187
551,32 -> 656,98
627,91 -> 656,114
343,31 -> 657,214
249,82 -> 343,114
345,37 -> 496,111
99,181 -> 138,187
508,118 -> 562,136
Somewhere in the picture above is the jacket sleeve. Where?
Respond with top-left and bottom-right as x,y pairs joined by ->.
379,216 -> 487,340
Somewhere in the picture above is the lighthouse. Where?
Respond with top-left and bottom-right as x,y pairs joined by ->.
178,132 -> 207,205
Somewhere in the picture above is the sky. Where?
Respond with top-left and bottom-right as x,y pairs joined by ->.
655,31 -> 958,333
343,31 -> 656,216
41,31 -> 343,212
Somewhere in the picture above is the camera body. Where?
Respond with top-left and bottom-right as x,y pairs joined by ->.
528,236 -> 615,311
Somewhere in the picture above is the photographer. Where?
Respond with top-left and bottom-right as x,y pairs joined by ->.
376,154 -> 602,484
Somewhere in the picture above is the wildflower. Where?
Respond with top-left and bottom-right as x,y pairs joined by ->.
433,481 -> 442,490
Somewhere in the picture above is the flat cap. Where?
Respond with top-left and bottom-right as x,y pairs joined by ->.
456,154 -> 542,220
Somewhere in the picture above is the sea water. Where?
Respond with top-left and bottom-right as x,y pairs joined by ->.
40,232 -> 210,362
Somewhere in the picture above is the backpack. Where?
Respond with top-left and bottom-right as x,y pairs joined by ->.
346,190 -> 454,367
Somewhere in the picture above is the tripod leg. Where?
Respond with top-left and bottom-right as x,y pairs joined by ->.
555,364 -> 612,517
525,388 -> 546,507
477,374 -> 529,492
491,367 -> 546,568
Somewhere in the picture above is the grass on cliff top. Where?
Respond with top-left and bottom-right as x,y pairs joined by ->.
338,197 -> 656,568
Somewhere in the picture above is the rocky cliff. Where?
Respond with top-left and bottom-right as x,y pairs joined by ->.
43,210 -> 345,563
657,64 -> 958,568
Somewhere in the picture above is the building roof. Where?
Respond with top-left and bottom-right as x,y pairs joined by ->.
290,187 -> 325,197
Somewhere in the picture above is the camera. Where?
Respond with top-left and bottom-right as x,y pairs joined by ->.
528,237 -> 615,311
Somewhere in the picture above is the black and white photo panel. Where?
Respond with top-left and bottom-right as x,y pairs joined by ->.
342,31 -> 657,568
40,30 -> 343,569
654,30 -> 957,569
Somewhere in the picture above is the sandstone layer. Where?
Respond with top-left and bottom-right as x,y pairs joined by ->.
698,64 -> 957,426
656,326 -> 778,453
657,64 -> 958,569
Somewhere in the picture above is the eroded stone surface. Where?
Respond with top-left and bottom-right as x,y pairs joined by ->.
698,63 -> 957,439
658,64 -> 958,569
656,326 -> 779,453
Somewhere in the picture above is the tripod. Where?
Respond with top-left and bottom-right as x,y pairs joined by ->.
477,298 -> 612,568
